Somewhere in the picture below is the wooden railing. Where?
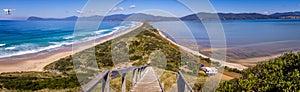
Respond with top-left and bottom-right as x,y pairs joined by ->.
177,71 -> 194,92
79,66 -> 194,92
79,66 -> 147,92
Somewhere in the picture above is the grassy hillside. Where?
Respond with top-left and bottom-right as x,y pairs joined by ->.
44,23 -> 184,73
216,52 -> 300,91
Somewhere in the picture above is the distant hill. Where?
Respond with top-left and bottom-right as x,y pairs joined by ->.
181,13 -> 275,20
103,13 -> 178,21
270,11 -> 300,19
27,13 -> 178,21
27,12 -> 300,21
27,16 -> 79,21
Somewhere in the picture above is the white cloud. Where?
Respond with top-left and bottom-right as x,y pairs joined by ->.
76,10 -> 96,16
129,4 -> 136,9
76,10 -> 83,14
119,7 -> 125,11
262,11 -> 269,15
110,7 -> 125,12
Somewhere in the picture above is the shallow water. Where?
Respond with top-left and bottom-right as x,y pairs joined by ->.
151,19 -> 300,61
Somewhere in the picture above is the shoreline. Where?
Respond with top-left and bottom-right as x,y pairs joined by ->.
233,50 -> 300,67
157,29 -> 248,70
0,23 -> 144,73
200,47 -> 300,67
157,30 -> 299,70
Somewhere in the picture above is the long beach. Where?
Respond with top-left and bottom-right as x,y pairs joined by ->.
0,22 -> 144,73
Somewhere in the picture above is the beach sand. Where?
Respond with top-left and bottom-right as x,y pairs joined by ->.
0,23 -> 143,73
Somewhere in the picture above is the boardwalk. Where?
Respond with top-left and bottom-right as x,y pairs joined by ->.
79,66 -> 194,92
130,67 -> 163,92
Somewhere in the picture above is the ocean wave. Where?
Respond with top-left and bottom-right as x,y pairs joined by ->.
0,44 -> 5,47
0,42 -> 73,58
94,29 -> 110,35
49,41 -> 73,46
5,47 -> 16,50
0,22 -> 142,58
77,25 -> 132,43
80,31 -> 116,42
63,35 -> 74,39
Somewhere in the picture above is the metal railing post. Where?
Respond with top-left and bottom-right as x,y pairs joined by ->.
121,73 -> 127,92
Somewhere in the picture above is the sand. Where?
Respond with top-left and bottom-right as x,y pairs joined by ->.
0,23 -> 143,73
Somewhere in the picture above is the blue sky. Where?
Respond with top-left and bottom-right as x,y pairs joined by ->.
0,0 -> 300,20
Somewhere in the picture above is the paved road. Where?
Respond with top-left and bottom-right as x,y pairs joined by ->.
130,67 -> 163,92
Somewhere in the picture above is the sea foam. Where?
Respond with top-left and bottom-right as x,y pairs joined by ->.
5,47 -> 16,50
0,42 -> 72,58
95,29 -> 110,35
63,35 -> 74,39
0,44 -> 5,47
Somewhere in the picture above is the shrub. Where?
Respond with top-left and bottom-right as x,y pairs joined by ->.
216,52 -> 300,91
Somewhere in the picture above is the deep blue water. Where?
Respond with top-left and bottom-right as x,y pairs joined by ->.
0,20 -> 140,58
151,19 -> 300,59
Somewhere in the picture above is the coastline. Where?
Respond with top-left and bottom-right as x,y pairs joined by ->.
156,29 -> 248,70
1,22 -> 291,73
233,50 -> 300,67
156,29 -> 299,70
0,22 -> 144,73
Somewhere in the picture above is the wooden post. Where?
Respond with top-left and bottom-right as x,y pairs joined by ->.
122,73 -> 127,92
141,67 -> 144,76
140,67 -> 144,77
137,68 -> 141,81
106,73 -> 110,92
132,69 -> 137,85
101,73 -> 110,92
177,73 -> 185,92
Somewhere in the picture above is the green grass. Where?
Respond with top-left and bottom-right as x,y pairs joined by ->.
0,71 -> 80,91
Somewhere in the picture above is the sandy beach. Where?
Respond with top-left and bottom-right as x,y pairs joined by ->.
0,23 -> 143,73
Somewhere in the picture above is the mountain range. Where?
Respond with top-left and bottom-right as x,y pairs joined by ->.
27,11 -> 300,21
27,13 -> 178,21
